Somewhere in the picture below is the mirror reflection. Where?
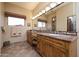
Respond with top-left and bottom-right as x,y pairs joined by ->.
67,16 -> 76,32
32,2 -> 77,35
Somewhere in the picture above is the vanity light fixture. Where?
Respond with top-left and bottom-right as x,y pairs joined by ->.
32,15 -> 38,19
41,10 -> 46,13
35,15 -> 38,18
45,7 -> 51,11
36,14 -> 40,17
50,2 -> 57,8
38,12 -> 43,16
52,18 -> 55,21
32,16 -> 36,19
32,11 -> 45,20
32,2 -> 62,20
32,13 -> 42,20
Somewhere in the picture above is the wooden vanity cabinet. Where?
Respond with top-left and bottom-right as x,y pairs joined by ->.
27,31 -> 77,57
27,30 -> 32,45
37,35 -> 77,57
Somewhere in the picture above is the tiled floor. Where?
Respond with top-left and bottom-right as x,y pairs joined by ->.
1,41 -> 40,57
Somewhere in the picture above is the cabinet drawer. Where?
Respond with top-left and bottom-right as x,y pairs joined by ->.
42,39 -> 68,57
51,39 -> 66,48
41,35 -> 66,49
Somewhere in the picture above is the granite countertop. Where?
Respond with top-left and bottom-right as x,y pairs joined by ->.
37,32 -> 77,42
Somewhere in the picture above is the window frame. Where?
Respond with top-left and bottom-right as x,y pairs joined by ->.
5,12 -> 26,19
5,12 -> 26,26
37,20 -> 47,28
8,16 -> 25,26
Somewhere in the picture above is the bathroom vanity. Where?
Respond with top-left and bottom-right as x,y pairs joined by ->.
27,30 -> 77,57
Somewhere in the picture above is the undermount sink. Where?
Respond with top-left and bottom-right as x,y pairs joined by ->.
48,34 -> 55,36
48,34 -> 71,39
48,34 -> 59,36
48,33 -> 62,36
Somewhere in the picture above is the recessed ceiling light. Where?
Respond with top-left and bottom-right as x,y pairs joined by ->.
45,7 -> 51,11
50,3 -> 57,8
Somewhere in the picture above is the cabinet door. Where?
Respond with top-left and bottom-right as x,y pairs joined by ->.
41,39 -> 48,56
44,39 -> 68,57
42,40 -> 54,57
27,31 -> 32,45
37,38 -> 43,55
48,44 -> 67,57
27,31 -> 30,42
37,36 -> 48,56
37,35 -> 68,57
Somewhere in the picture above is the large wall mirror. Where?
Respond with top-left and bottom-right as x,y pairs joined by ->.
67,15 -> 76,32
33,3 -> 77,34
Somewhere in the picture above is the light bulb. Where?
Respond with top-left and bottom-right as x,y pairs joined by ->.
41,10 -> 45,13
39,12 -> 43,15
50,3 -> 57,8
32,17 -> 35,19
45,7 -> 51,11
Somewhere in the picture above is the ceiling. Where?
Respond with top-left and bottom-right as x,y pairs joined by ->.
9,2 -> 40,11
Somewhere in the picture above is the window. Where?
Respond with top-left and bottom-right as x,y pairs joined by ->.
38,21 -> 46,27
8,17 -> 24,26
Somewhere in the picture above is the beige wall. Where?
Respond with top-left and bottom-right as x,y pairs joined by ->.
76,2 -> 79,57
4,3 -> 33,43
56,3 -> 75,31
0,2 -> 2,54
0,2 -> 4,54
5,3 -> 33,30
46,12 -> 56,31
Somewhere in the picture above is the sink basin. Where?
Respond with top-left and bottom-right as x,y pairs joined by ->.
48,34 -> 69,37
49,34 -> 55,35
48,34 -> 59,36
